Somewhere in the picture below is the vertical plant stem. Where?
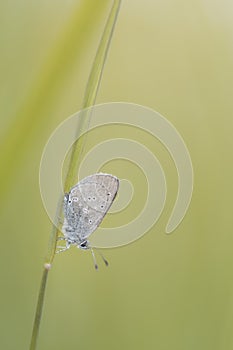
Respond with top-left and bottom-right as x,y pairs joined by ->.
29,269 -> 49,350
29,1 -> 121,350
64,0 -> 122,191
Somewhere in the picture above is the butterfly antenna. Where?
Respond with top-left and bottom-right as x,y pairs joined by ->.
95,248 -> 109,267
90,248 -> 98,270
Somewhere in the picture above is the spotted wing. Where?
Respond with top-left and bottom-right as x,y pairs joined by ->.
65,173 -> 119,241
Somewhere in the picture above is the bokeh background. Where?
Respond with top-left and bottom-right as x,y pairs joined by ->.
1,1 -> 233,349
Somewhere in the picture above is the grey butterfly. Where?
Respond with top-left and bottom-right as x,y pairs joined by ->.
57,173 -> 119,269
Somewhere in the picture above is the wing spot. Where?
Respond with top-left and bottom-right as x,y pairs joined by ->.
92,197 -> 96,201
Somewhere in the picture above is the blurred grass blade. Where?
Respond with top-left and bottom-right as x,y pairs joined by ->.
0,0 -> 109,200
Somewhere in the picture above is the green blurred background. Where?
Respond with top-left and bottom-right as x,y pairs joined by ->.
1,1 -> 233,349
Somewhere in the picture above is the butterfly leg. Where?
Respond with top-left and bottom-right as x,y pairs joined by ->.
57,236 -> 66,241
56,239 -> 71,254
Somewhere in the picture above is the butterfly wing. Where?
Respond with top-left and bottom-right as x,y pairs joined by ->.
64,173 -> 119,241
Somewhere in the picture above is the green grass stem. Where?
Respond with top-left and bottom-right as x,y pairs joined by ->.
29,1 -> 121,349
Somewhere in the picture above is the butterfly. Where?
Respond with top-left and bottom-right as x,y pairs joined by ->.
57,173 -> 119,269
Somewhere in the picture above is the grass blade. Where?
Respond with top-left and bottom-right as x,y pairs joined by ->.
29,1 -> 122,349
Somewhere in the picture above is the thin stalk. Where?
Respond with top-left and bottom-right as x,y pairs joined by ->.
64,0 -> 122,191
29,1 -> 121,350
